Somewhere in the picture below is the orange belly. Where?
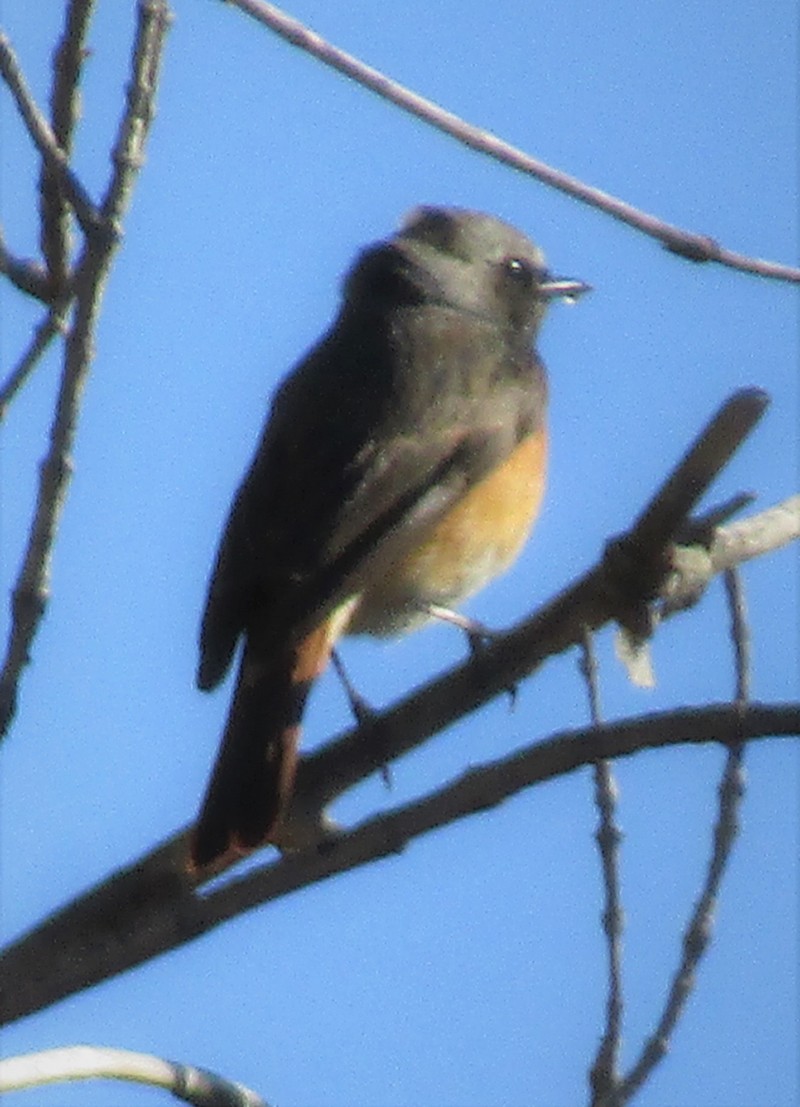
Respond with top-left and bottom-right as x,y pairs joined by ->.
350,428 -> 548,636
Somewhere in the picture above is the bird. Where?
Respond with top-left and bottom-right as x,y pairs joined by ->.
189,205 -> 588,872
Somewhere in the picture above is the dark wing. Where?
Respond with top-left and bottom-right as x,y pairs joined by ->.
197,320 -> 387,690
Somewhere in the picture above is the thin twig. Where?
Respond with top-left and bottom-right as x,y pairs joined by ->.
710,495 -> 800,570
225,0 -> 800,284
0,1 -> 171,741
611,748 -> 746,1104
0,31 -> 105,239
101,0 -> 172,225
607,571 -> 753,1105
579,627 -> 603,727
676,492 -> 757,543
0,305 -> 69,419
581,630 -> 625,1106
661,495 -> 800,618
724,568 -> 751,707
0,1046 -> 268,1107
0,228 -> 53,301
39,0 -> 98,290
0,260 -> 103,740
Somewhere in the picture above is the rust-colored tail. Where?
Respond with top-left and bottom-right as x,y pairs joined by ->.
189,621 -> 337,872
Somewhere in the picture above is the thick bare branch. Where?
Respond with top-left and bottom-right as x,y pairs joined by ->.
1,408 -> 786,856
0,702 -> 796,1027
225,0 -> 800,284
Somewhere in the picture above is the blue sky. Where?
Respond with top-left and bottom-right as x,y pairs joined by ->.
1,2 -> 798,1106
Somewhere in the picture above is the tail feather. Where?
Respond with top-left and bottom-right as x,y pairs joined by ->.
189,625 -> 336,872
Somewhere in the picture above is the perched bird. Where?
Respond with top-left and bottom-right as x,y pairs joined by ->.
190,206 -> 588,871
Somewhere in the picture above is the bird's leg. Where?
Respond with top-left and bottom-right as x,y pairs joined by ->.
330,650 -> 392,788
331,649 -> 374,724
424,604 -> 517,707
424,603 -> 496,653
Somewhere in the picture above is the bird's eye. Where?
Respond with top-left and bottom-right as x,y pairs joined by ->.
503,256 -> 536,285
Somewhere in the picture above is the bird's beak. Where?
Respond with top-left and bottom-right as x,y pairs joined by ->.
539,276 -> 592,302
